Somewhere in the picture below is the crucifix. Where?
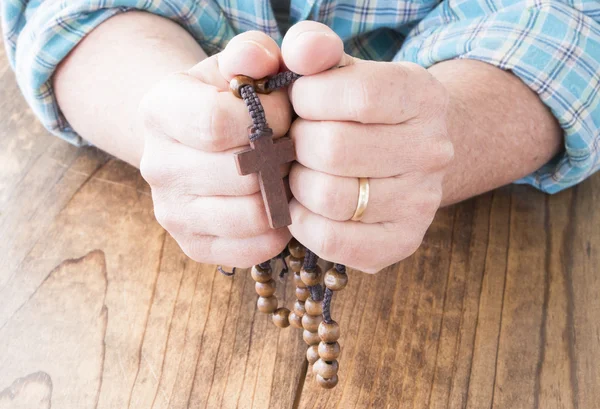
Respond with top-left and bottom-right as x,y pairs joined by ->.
235,128 -> 296,229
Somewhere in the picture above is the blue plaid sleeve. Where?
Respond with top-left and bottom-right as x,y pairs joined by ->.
1,0 -> 229,146
397,0 -> 600,193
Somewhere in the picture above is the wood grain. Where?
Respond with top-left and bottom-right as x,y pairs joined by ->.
1,44 -> 599,409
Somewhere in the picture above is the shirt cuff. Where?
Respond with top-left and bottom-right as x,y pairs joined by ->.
2,1 -> 227,146
396,1 -> 600,193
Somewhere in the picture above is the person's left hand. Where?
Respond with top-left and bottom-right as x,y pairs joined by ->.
282,22 -> 454,273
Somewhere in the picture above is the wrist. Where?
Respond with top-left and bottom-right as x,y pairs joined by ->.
54,11 -> 206,166
428,59 -> 562,205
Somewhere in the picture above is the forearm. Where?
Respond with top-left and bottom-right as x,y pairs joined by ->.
429,60 -> 563,205
53,11 -> 206,166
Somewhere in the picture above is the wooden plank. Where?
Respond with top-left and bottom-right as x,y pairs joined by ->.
0,45 -> 306,408
2,39 -> 600,409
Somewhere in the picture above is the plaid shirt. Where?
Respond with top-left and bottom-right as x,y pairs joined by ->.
2,0 -> 600,193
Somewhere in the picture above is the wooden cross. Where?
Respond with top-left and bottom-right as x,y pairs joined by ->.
235,129 -> 296,229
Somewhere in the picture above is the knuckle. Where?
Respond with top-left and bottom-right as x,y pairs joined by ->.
423,74 -> 449,114
405,235 -> 424,258
320,125 -> 348,172
244,195 -> 271,234
178,237 -> 211,263
139,153 -> 160,186
349,76 -> 379,123
153,202 -> 179,233
312,176 -> 344,219
314,220 -> 340,261
415,189 -> 442,220
428,139 -> 454,170
139,146 -> 179,188
203,94 -> 231,152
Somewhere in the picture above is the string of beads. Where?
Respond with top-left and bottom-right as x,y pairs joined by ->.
223,72 -> 348,389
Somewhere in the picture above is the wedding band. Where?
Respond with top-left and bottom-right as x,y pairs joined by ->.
350,178 -> 370,221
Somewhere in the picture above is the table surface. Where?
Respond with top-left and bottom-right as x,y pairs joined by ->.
1,45 -> 599,409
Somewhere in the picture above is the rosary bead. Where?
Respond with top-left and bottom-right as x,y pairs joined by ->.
230,75 -> 272,98
251,265 -> 272,283
302,314 -> 323,332
289,257 -> 303,273
303,330 -> 321,345
293,300 -> 306,317
255,279 -> 276,297
304,297 -> 323,316
295,287 -> 310,301
318,341 -> 341,361
289,312 -> 303,328
293,272 -> 306,288
254,77 -> 272,95
257,296 -> 278,313
300,265 -> 323,287
306,345 -> 319,365
288,238 -> 306,259
272,307 -> 290,328
313,359 -> 339,379
324,268 -> 348,291
318,320 -> 340,343
316,375 -> 339,389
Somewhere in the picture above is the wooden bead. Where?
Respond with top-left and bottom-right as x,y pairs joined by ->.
306,345 -> 319,365
272,308 -> 290,328
257,296 -> 277,313
324,268 -> 348,291
289,258 -> 303,273
313,359 -> 339,379
305,297 -> 323,315
293,272 -> 306,288
302,314 -> 323,332
289,312 -> 303,328
230,75 -> 255,98
318,320 -> 340,343
316,375 -> 338,389
303,330 -> 320,345
300,266 -> 323,286
293,300 -> 306,317
255,279 -> 276,297
288,238 -> 306,259
318,342 -> 341,360
295,287 -> 310,302
251,265 -> 272,283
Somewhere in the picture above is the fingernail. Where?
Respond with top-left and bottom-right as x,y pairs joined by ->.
297,30 -> 335,42
232,39 -> 278,62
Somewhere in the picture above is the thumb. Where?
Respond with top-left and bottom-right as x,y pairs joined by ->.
187,31 -> 281,88
281,21 -> 356,76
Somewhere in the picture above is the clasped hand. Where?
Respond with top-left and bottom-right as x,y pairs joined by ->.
138,21 -> 453,273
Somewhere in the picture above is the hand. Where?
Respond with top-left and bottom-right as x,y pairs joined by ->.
282,22 -> 454,273
138,31 -> 293,267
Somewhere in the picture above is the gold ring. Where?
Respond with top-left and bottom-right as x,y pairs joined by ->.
351,178 -> 370,221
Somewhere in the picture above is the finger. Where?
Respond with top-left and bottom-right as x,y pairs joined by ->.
153,191 -> 280,238
288,200 -> 425,273
281,21 -> 353,75
289,163 -> 443,224
141,136 -> 290,196
289,61 -> 444,124
217,31 -> 282,81
289,119 -> 453,178
188,30 -> 282,88
138,72 -> 291,152
176,229 -> 291,268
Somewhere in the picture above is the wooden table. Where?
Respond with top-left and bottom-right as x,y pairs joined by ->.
1,46 -> 599,409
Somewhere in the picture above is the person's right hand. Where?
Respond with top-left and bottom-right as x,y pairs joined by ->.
138,32 -> 293,267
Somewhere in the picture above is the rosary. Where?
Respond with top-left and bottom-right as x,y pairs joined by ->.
219,71 -> 369,389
